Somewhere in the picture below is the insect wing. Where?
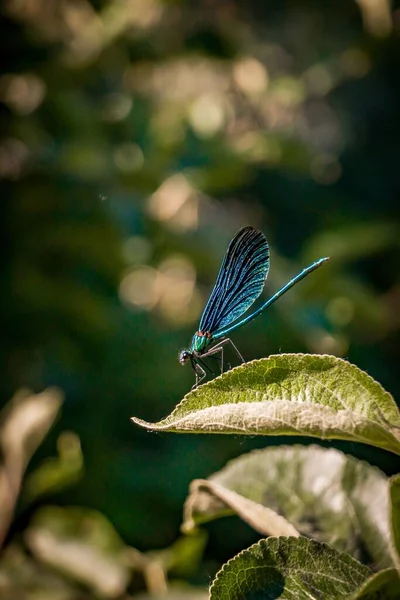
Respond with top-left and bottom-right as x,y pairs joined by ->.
198,227 -> 269,334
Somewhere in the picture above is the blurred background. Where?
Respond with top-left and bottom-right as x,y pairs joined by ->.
1,0 -> 399,597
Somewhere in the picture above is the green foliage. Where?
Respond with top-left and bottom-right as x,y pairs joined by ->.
389,475 -> 400,571
0,392 -> 209,598
183,445 -> 394,568
2,363 -> 400,597
210,537 -> 372,599
23,431 -> 83,503
26,506 -> 130,597
132,354 -> 400,454
1,0 -> 400,597
349,569 -> 400,600
0,389 -> 62,545
127,353 -> 400,595
131,354 -> 400,596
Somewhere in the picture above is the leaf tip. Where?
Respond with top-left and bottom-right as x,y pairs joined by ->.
130,416 -> 152,429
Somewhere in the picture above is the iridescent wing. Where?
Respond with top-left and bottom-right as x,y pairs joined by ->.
198,227 -> 269,334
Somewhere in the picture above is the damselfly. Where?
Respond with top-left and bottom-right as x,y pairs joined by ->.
179,226 -> 329,387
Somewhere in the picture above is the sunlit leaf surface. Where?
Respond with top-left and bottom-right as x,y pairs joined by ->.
183,445 -> 393,568
132,354 -> 400,454
210,537 -> 371,599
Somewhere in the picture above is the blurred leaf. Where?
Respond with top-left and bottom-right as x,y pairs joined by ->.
125,531 -> 207,595
25,506 -> 129,598
57,142 -> 112,181
187,160 -> 251,192
134,589 -> 209,600
0,389 -> 63,475
0,544 -> 79,600
0,389 -> 62,545
23,432 -> 83,504
304,223 -> 400,264
183,445 -> 393,568
150,530 -> 208,577
132,354 -> 400,454
125,546 -> 168,595
390,474 -> 400,571
349,569 -> 400,600
210,537 -> 372,599
0,544 -> 77,600
325,276 -> 389,338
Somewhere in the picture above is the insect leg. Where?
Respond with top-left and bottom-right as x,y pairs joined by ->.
200,339 -> 231,374
190,358 -> 206,389
225,338 -> 245,363
202,337 -> 245,372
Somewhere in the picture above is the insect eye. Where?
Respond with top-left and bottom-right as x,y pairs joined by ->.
179,350 -> 190,364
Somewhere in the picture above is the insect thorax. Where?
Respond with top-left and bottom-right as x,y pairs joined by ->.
191,330 -> 212,354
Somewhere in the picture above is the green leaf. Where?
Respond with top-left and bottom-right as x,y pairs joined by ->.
149,531 -> 208,577
209,537 -> 372,599
23,432 -> 83,504
183,445 -> 393,569
0,389 -> 63,477
0,544 -> 78,600
133,590 -> 208,600
0,389 -> 63,545
390,474 -> 400,571
132,354 -> 400,454
25,506 -> 129,597
184,478 -> 300,538
349,569 -> 400,600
